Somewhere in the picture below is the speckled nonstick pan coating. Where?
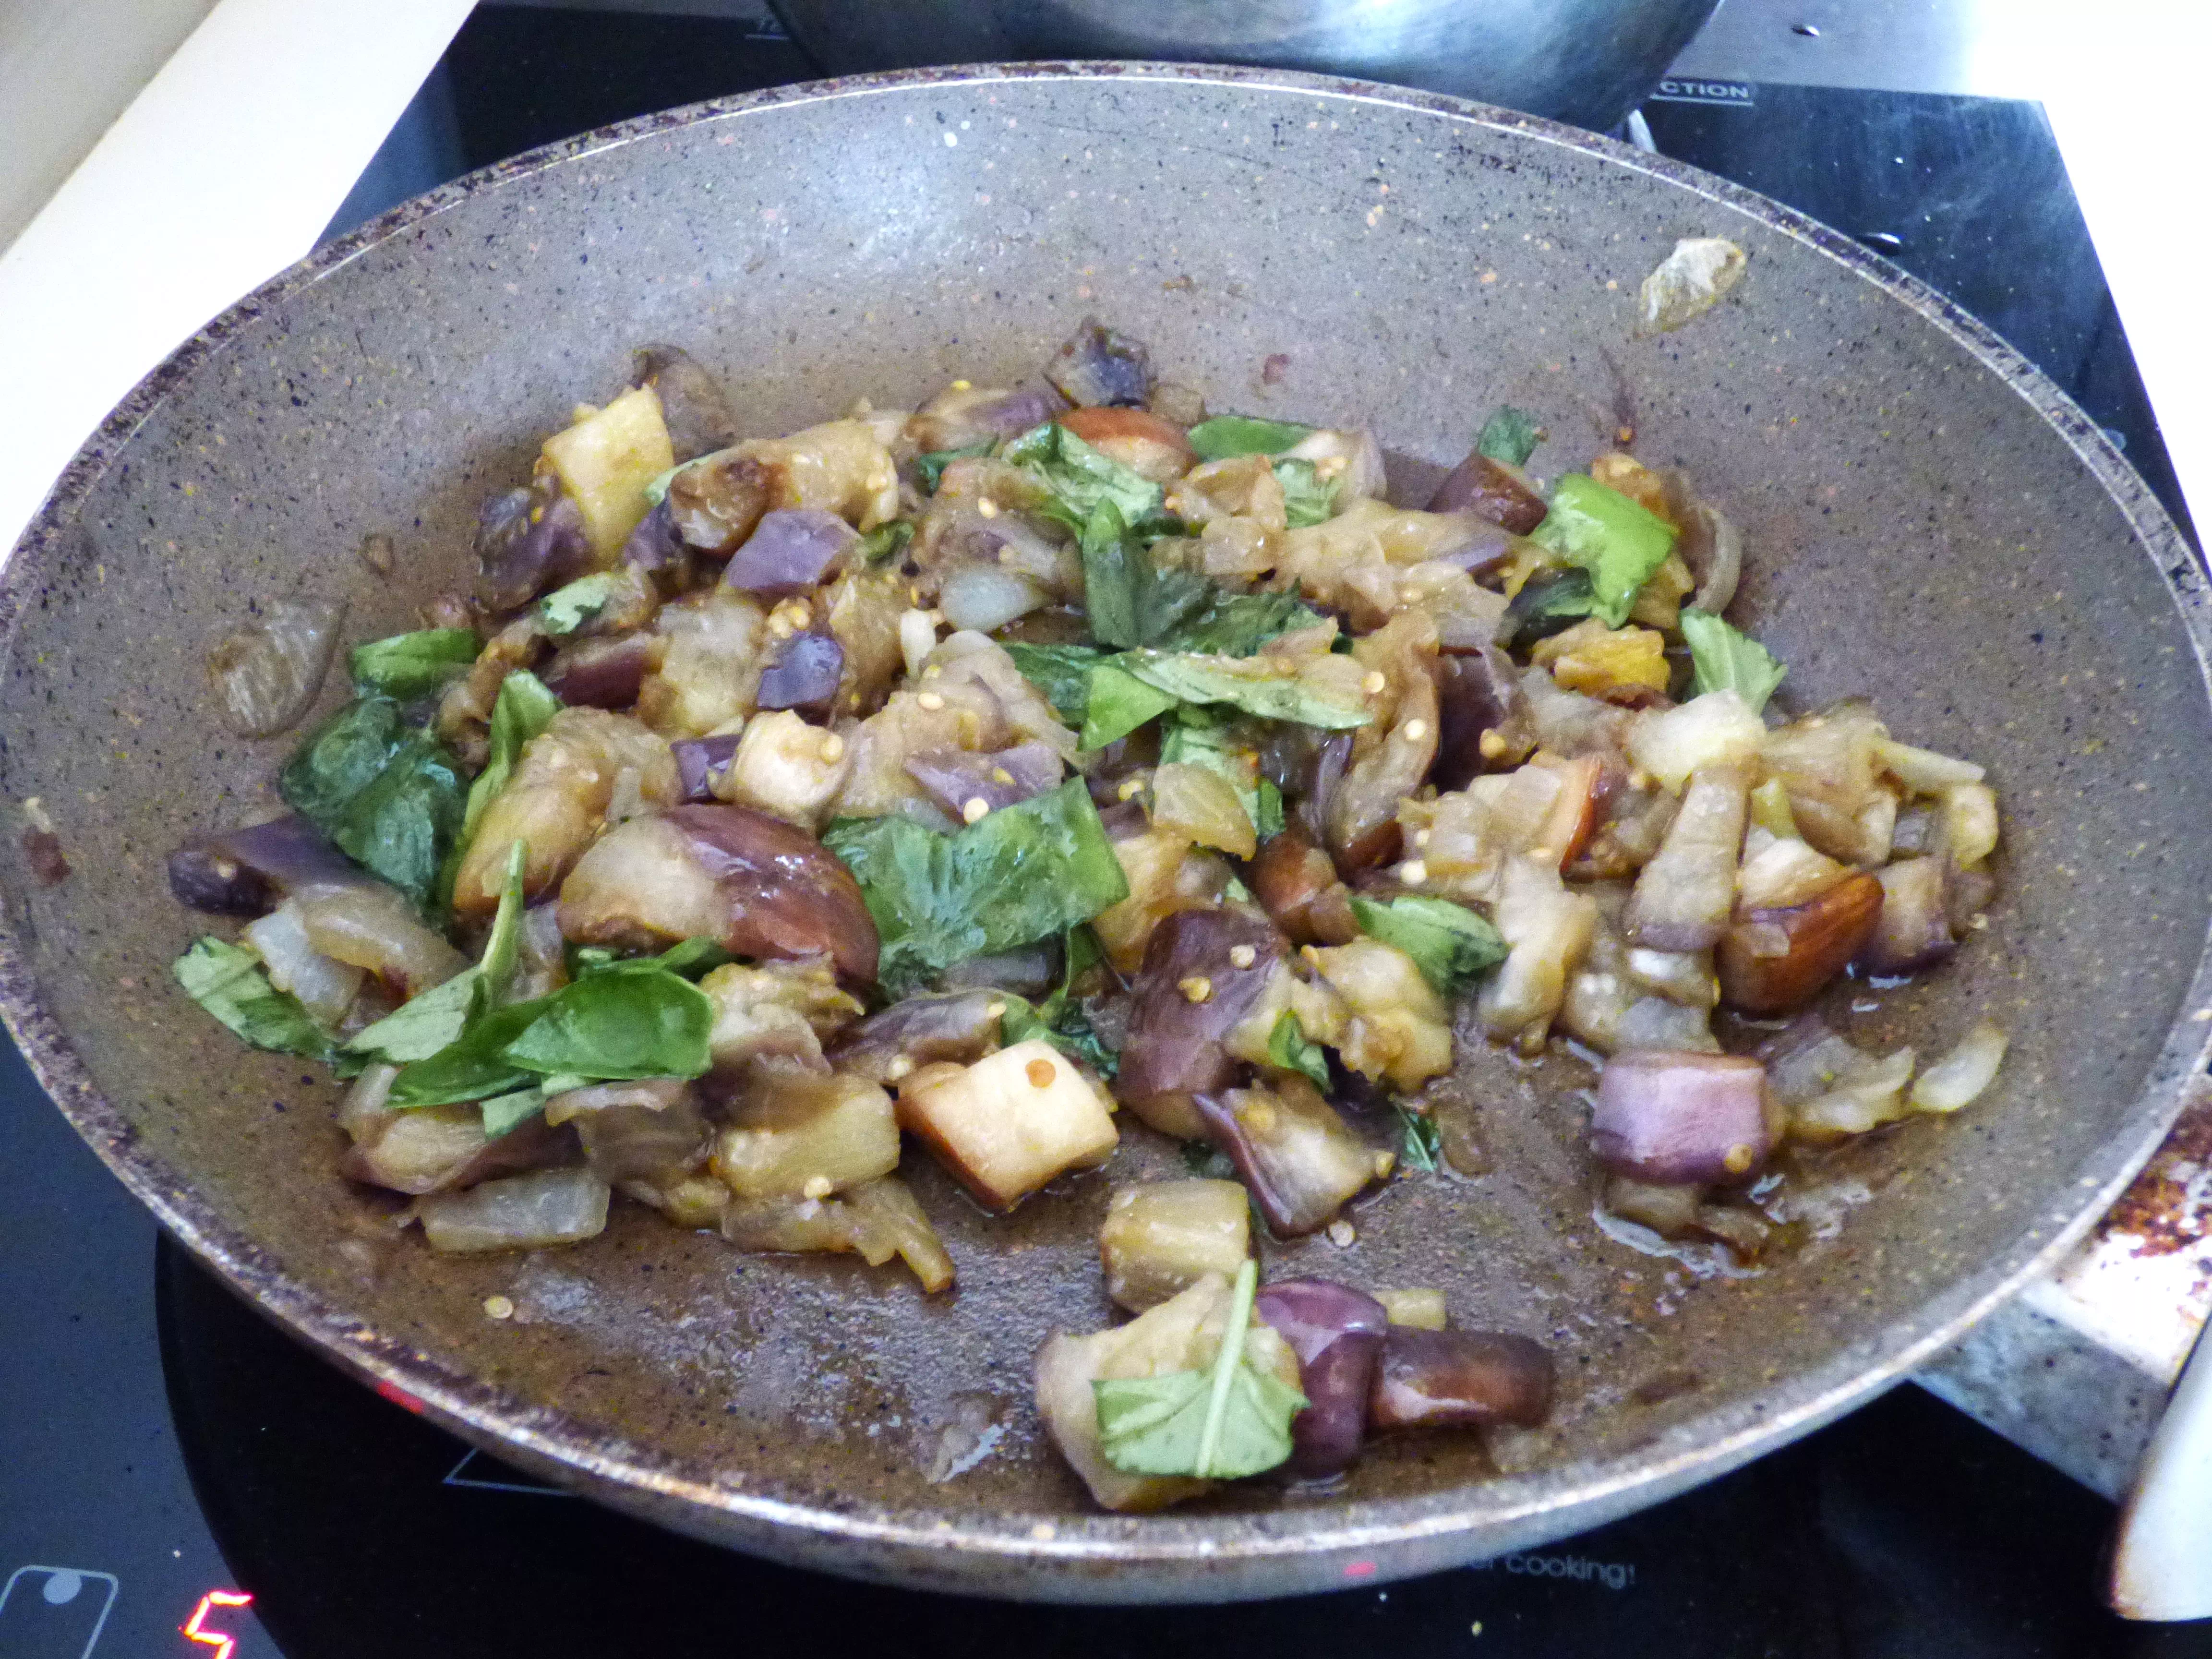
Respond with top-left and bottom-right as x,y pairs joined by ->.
3,65 -> 2208,1602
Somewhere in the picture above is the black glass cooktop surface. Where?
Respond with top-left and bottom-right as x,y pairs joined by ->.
2,11 -> 2203,1657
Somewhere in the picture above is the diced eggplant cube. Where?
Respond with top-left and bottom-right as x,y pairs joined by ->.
897,1039 -> 1118,1211
711,1070 -> 900,1199
1098,1179 -> 1250,1311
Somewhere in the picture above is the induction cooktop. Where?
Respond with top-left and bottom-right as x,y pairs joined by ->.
1,10 -> 2203,1656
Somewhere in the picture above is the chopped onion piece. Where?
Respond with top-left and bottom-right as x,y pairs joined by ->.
244,901 -> 362,1025
1787,1046 -> 1916,1143
1874,737 -> 1985,793
899,608 -> 938,680
1638,237 -> 1746,334
418,1166 -> 610,1254
1909,1020 -> 2007,1114
1627,690 -> 1765,792
1682,503 -> 1741,614
295,881 -> 469,994
1941,782 -> 2000,870
207,598 -> 346,737
940,563 -> 1049,632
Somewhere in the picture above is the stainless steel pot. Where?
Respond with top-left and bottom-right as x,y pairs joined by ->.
3,64 -> 2207,1602
771,0 -> 1722,131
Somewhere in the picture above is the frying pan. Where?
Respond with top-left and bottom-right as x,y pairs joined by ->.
3,65 -> 2208,1603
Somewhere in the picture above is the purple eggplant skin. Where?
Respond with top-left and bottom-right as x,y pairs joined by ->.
903,741 -> 1063,818
721,508 -> 856,600
828,990 -> 1004,1085
542,632 -> 656,710
1116,908 -> 1287,1118
1856,855 -> 1957,974
669,733 -> 743,803
1298,731 -> 1353,849
631,343 -> 738,463
558,804 -> 880,982
1589,1050 -> 1776,1187
664,804 -> 880,983
1253,1279 -> 1390,1476
168,815 -> 362,915
756,630 -> 846,719
1433,644 -> 1537,791
964,385 -> 1066,439
1368,1326 -> 1555,1431
620,497 -> 695,593
475,478 -> 594,613
1045,317 -> 1153,408
1195,1082 -> 1379,1238
1426,451 -> 1548,536
168,841 -> 274,915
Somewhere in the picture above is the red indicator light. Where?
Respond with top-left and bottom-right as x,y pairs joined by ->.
373,1376 -> 427,1414
182,1589 -> 253,1659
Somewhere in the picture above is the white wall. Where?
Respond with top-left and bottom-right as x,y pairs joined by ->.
0,0 -> 219,255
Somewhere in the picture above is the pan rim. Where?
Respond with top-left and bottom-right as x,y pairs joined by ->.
4,59 -> 2208,1594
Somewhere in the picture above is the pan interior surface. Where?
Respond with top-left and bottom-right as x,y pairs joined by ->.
2,67 -> 2207,1600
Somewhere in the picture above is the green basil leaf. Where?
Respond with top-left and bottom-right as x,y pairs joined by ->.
1114,650 -> 1373,733
1476,405 -> 1545,468
1004,642 -> 1109,726
823,778 -> 1130,998
279,695 -> 468,909
349,629 -> 478,700
1079,500 -> 1213,651
538,573 -> 622,636
477,840 -> 531,998
1397,1104 -> 1442,1173
1273,458 -> 1340,529
1266,1010 -> 1331,1090
501,962 -> 715,1082
1349,894 -> 1508,995
343,969 -> 480,1064
279,695 -> 411,827
1156,589 -> 1326,658
1254,778 -> 1286,841
349,846 -> 529,1064
566,944 -> 619,978
646,937 -> 737,980
999,993 -> 1118,1078
1069,491 -> 1313,660
1529,474 -> 1677,627
1094,1260 -> 1305,1479
998,924 -> 1117,1076
1680,607 -> 1787,714
1501,566 -> 1599,652
1079,661 -> 1182,748
1003,421 -> 1163,528
388,997 -> 548,1107
334,733 -> 467,909
855,520 -> 915,566
172,937 -> 336,1062
461,670 -> 562,847
479,1086 -> 547,1140
1185,415 -> 1313,461
914,440 -> 994,493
